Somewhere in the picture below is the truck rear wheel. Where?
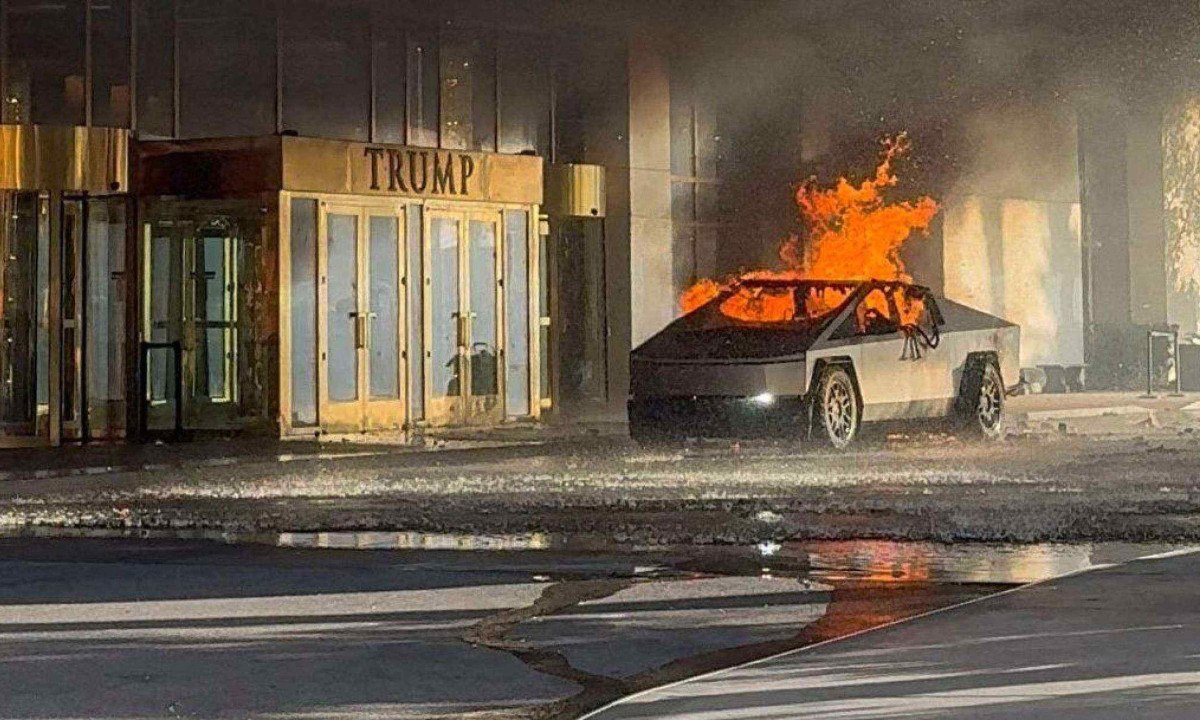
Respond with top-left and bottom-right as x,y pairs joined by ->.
958,360 -> 1004,440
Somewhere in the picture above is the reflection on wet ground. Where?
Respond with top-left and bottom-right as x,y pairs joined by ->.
791,539 -> 1192,584
1,529 -> 1193,720
2,524 -> 1189,585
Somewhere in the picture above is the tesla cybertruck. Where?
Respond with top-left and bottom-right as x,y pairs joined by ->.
628,279 -> 1020,447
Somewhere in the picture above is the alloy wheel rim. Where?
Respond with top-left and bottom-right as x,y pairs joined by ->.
825,381 -> 854,441
977,373 -> 1002,429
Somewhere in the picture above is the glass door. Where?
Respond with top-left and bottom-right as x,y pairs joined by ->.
0,192 -> 49,442
423,209 -> 503,426
320,204 -> 406,432
142,202 -> 261,433
62,197 -> 128,441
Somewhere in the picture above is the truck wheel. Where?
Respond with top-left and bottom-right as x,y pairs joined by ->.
815,367 -> 859,449
959,360 -> 1004,440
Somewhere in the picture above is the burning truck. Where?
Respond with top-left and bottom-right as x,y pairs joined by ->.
628,136 -> 1021,447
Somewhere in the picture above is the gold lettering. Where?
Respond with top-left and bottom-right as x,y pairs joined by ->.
363,147 -> 385,190
459,155 -> 476,196
433,152 -> 455,194
386,149 -> 408,192
409,151 -> 428,192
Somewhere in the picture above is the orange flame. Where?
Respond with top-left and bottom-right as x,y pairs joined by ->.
680,134 -> 939,326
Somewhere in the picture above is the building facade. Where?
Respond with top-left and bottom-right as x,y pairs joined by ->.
0,0 -> 722,446
5,1 -> 1180,449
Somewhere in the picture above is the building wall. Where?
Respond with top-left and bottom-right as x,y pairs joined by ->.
941,102 -> 1085,367
627,33 -> 675,348
944,196 -> 1084,367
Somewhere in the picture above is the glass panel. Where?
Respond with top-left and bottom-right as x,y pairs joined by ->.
468,219 -> 498,397
146,230 -> 174,403
327,213 -> 359,402
440,35 -> 495,152
61,205 -> 80,427
538,229 -> 551,405
503,212 -> 529,416
497,40 -> 549,156
406,35 -> 438,147
135,0 -> 173,137
372,15 -> 406,145
0,192 -> 43,433
280,1 -> 369,141
86,199 -> 126,437
143,345 -> 178,432
4,0 -> 85,124
430,217 -> 459,397
368,215 -> 399,399
195,234 -> 230,401
36,197 -> 49,412
202,236 -> 227,325
290,198 -> 318,426
406,206 -> 424,420
177,0 -> 275,138
91,0 -> 131,127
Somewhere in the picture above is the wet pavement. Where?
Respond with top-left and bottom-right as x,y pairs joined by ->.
585,547 -> 1200,720
0,534 -> 1186,719
10,427 -> 1200,547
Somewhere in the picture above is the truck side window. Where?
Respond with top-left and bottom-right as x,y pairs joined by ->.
856,289 -> 900,336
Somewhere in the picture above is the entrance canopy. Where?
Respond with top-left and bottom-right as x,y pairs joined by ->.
137,135 -> 543,205
0,125 -> 129,193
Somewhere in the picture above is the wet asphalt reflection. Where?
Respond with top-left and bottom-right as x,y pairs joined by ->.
0,531 -> 1191,719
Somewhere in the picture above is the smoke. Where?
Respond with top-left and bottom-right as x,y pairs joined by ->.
663,0 -> 1200,275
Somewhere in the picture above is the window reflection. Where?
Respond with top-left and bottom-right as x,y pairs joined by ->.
135,0 -> 173,136
90,0 -> 131,127
4,0 -> 86,125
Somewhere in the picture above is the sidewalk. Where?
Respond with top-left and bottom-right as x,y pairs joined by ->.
0,394 -> 1194,484
585,547 -> 1200,719
0,434 -> 522,484
1007,391 -> 1200,434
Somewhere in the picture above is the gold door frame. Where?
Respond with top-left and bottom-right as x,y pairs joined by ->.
279,193 -> 540,435
422,208 -> 464,427
463,209 -> 504,426
422,205 -> 506,427
317,198 -> 407,434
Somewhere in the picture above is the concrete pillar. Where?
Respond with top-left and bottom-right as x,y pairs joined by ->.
626,32 -> 674,348
1126,107 -> 1169,326
1079,102 -> 1133,330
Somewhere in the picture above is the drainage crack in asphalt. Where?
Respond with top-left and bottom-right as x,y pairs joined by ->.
462,578 -> 635,720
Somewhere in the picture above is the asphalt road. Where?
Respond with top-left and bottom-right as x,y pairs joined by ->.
585,548 -> 1200,720
0,537 -> 1005,720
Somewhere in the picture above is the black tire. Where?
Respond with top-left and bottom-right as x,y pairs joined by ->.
814,366 -> 859,449
958,359 -> 1005,440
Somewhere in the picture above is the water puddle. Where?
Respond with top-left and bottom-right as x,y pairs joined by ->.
787,539 -> 1193,584
2,524 -> 1192,587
